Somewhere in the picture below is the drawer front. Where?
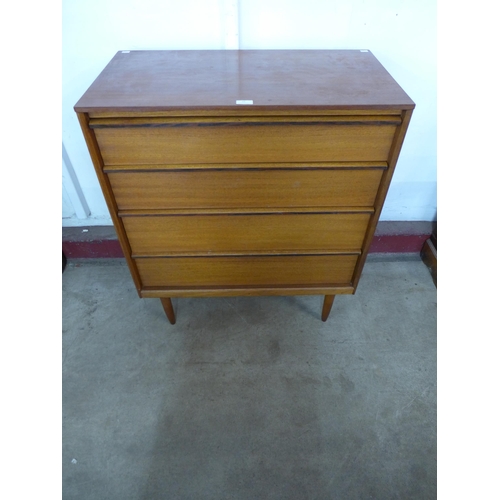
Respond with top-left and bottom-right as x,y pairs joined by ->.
108,168 -> 384,210
122,212 -> 371,255
95,121 -> 397,165
136,255 -> 359,287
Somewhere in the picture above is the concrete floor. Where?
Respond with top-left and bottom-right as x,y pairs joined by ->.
62,255 -> 436,499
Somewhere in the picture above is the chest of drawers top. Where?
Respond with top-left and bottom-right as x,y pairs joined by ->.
74,49 -> 414,114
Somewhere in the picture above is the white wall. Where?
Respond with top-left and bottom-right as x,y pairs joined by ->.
62,0 -> 436,226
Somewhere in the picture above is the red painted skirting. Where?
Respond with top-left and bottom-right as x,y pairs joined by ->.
368,234 -> 430,253
62,240 -> 124,259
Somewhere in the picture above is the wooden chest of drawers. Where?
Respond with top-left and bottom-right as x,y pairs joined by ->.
75,50 -> 414,324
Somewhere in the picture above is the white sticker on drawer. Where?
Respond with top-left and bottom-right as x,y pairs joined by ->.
236,100 -> 253,105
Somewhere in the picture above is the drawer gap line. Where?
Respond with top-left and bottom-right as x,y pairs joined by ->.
131,250 -> 362,258
103,163 -> 389,173
89,117 -> 402,128
118,208 -> 375,217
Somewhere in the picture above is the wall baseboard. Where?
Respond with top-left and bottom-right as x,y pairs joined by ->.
420,222 -> 437,286
62,221 -> 435,259
62,226 -> 123,258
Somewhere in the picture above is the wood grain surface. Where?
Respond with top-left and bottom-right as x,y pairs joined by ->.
74,50 -> 415,112
108,168 -> 384,210
135,254 -> 359,287
95,121 -> 397,165
122,212 -> 372,256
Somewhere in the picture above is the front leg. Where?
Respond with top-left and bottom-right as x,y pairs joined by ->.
161,298 -> 176,325
321,295 -> 335,322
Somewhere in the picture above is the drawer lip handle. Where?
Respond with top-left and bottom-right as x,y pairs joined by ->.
131,250 -> 363,259
117,207 -> 375,217
103,161 -> 389,173
88,115 -> 402,128
139,284 -> 356,299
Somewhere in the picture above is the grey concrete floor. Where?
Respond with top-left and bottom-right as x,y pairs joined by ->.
62,256 -> 436,500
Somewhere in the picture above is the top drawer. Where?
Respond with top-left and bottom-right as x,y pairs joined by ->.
91,116 -> 400,165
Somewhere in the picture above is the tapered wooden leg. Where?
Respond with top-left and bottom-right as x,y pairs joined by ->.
321,295 -> 335,322
161,298 -> 176,325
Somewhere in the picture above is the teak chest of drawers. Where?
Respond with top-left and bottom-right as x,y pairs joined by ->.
75,50 -> 414,324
